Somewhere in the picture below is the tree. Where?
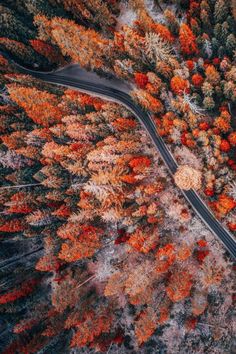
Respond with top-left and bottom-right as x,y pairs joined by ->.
82,0 -> 117,28
192,73 -> 204,87
33,14 -> 54,42
214,115 -> 230,132
0,279 -> 38,304
131,89 -> 164,113
205,65 -> 221,85
228,132 -> 236,146
14,318 -> 38,334
0,219 -> 24,232
220,139 -> 230,152
170,76 -> 190,95
134,72 -> 149,89
51,271 -> 83,312
166,270 -> 192,302
125,261 -> 154,297
54,0 -> 116,28
36,255 -> 60,272
104,271 -> 126,297
226,34 -> 236,55
191,291 -> 208,316
23,0 -> 62,17
176,244 -> 192,261
30,39 -> 65,65
145,32 -> 174,65
0,37 -> 37,64
1,130 -> 28,150
200,9 -> 211,29
135,307 -> 157,345
35,17 -> 110,70
0,54 -> 11,73
26,210 -> 53,227
179,24 -> 198,55
0,5 -> 35,43
214,0 -> 229,23
58,224 -> 103,262
174,165 -> 202,190
152,23 -> 174,42
4,191 -> 33,214
129,156 -> 151,172
111,117 -> 137,131
70,310 -> 113,348
128,226 -> 159,253
156,243 -> 176,273
122,25 -> 145,60
164,9 -> 179,35
7,85 -> 64,127
53,0 -> 92,22
199,257 -> 224,288
213,194 -> 236,217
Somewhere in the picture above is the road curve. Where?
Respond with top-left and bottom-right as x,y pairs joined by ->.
4,60 -> 236,260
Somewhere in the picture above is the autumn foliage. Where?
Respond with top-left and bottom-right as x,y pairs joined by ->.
166,271 -> 193,302
179,24 -> 198,55
170,76 -> 190,95
0,279 -> 38,305
7,85 -> 64,126
0,0 -> 235,353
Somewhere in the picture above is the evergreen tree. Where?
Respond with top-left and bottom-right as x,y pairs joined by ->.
0,5 -> 35,43
226,33 -> 236,56
214,0 -> 230,23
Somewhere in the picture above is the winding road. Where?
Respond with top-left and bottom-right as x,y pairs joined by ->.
2,56 -> 236,260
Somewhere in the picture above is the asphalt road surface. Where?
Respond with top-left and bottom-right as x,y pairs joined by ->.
4,59 -> 236,260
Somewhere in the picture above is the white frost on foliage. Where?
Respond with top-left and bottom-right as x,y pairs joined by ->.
101,208 -> 122,223
93,242 -> 127,282
0,150 -> 30,169
183,93 -> 206,115
172,301 -> 189,320
161,319 -> 184,353
228,181 -> 236,200
208,239 -> 231,264
174,146 -> 203,170
159,189 -> 177,206
145,32 -> 175,63
167,202 -> 191,223
186,217 -> 214,242
68,210 -> 95,223
116,1 -> 137,30
84,182 -> 111,201
171,127 -> 181,144
87,149 -> 119,163
144,0 -> 166,23
94,256 -> 115,282
203,39 -> 213,58
197,254 -> 232,292
174,66 -> 190,79
119,304 -> 135,330
154,164 -> 169,179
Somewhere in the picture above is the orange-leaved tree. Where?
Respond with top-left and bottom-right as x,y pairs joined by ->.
179,24 -> 198,55
7,84 -> 65,127
34,16 -> 110,70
